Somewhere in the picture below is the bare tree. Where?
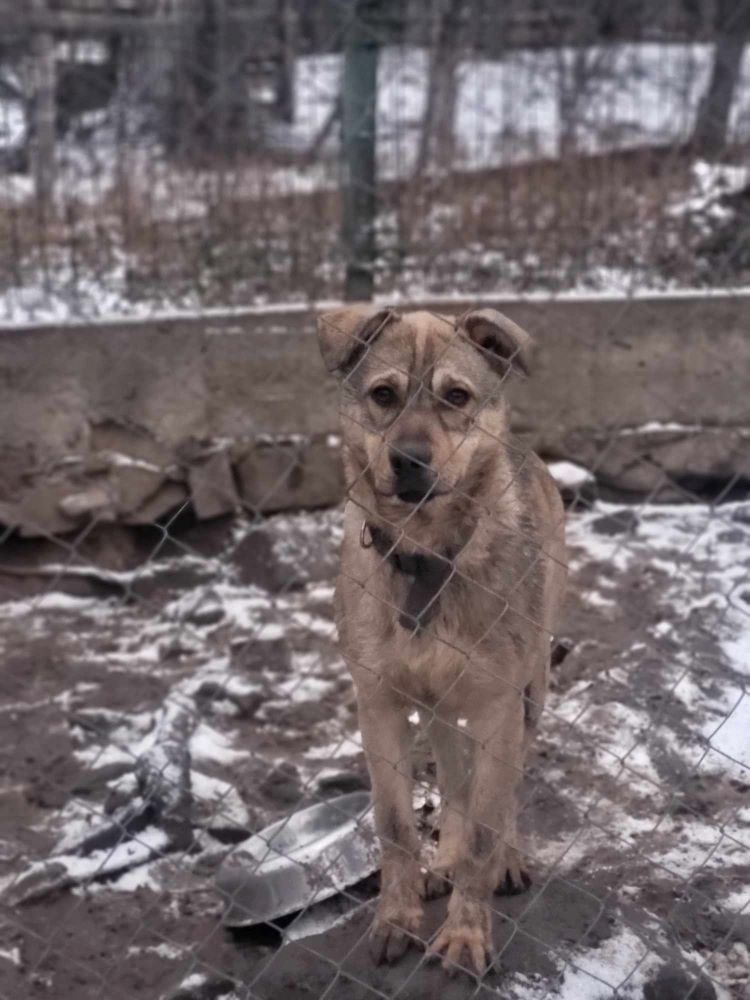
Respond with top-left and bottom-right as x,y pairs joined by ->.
551,3 -> 623,158
555,44 -> 615,157
691,0 -> 750,155
413,0 -> 466,176
165,0 -> 251,158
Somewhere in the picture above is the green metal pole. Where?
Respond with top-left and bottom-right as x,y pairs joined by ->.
341,2 -> 378,301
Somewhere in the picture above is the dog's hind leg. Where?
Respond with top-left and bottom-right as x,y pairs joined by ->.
493,658 -> 548,895
521,654 -> 549,757
358,692 -> 424,964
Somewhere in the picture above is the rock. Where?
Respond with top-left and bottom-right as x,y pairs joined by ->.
180,590 -> 225,627
89,420 -> 173,470
194,681 -> 263,719
109,462 -> 166,516
58,485 -> 113,519
231,636 -> 291,674
260,762 -> 302,806
75,524 -> 143,571
188,449 -> 240,519
316,770 -> 370,795
169,514 -> 236,557
591,509 -> 639,536
643,963 -> 716,1000
566,426 -> 750,501
2,479 -> 86,537
125,481 -> 188,524
231,526 -> 301,591
261,508 -> 341,585
235,435 -> 344,514
71,762 -> 134,796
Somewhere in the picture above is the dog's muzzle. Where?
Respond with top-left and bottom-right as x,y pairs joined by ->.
389,440 -> 436,504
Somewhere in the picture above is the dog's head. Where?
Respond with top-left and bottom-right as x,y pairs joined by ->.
316,306 -> 532,519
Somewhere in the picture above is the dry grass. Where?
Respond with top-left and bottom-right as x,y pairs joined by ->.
0,145 -> 743,315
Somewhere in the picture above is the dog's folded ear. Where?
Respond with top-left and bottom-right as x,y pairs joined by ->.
459,308 -> 533,377
316,305 -> 397,376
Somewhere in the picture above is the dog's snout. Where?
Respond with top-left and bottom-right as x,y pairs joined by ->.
389,441 -> 432,476
389,440 -> 435,503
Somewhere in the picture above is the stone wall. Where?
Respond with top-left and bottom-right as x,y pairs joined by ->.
1,293 -> 748,536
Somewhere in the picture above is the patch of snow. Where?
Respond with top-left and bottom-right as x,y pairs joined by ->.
191,771 -> 250,831
668,160 -> 750,219
705,693 -> 750,770
305,730 -> 364,762
274,671 -> 336,705
556,925 -> 657,999
548,461 -> 595,490
0,946 -> 21,966
127,941 -> 185,960
722,628 -> 750,678
190,722 -> 248,767
618,421 -> 705,435
173,972 -> 208,991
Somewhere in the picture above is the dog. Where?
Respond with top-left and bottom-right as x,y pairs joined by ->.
316,305 -> 567,975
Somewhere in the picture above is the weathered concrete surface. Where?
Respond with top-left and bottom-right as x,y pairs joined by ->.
1,293 -> 748,534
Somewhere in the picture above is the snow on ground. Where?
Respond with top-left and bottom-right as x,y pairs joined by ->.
0,498 -> 748,997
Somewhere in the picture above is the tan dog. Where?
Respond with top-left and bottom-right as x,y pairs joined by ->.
316,306 -> 567,975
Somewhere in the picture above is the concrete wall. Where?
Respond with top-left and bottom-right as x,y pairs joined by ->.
1,292 -> 748,535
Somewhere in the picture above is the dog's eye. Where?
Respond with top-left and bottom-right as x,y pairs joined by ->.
444,387 -> 470,408
370,385 -> 397,407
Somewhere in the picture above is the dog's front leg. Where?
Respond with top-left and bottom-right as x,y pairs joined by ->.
358,690 -> 423,964
430,693 -> 524,975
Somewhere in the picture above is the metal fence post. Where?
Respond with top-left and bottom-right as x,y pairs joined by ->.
341,2 -> 379,301
29,0 -> 56,215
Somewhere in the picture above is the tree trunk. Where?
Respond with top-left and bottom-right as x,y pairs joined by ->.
556,45 -> 614,158
414,0 -> 464,176
166,0 -> 249,159
692,0 -> 750,154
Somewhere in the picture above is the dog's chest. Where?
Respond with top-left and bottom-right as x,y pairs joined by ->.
386,629 -> 467,704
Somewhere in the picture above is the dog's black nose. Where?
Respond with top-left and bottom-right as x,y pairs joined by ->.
390,441 -> 435,502
390,440 -> 433,476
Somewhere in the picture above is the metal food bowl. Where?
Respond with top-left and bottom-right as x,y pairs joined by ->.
216,791 -> 377,929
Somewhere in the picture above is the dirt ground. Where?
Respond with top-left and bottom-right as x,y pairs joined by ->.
0,497 -> 748,1000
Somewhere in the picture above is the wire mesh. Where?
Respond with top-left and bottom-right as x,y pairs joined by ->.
0,3 -> 749,1000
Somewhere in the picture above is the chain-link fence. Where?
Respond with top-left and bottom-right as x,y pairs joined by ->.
1,2 -> 749,999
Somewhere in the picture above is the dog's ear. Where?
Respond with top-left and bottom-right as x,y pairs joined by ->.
459,308 -> 533,377
316,305 -> 396,376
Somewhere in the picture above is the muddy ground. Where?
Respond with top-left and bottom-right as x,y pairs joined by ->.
0,498 -> 748,1000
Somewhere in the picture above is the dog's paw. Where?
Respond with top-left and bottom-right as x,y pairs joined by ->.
428,897 -> 492,976
494,847 -> 532,896
368,896 -> 423,965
